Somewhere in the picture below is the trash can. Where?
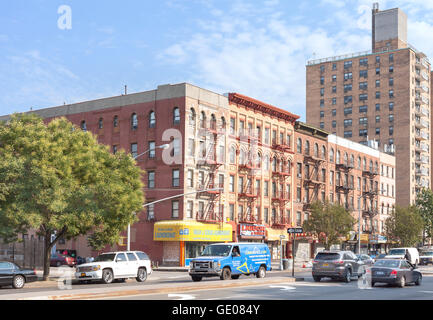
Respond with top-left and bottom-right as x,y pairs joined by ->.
282,259 -> 289,270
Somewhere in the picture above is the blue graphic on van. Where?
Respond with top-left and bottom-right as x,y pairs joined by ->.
188,243 -> 271,281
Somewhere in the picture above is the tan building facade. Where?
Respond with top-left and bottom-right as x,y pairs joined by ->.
306,5 -> 431,206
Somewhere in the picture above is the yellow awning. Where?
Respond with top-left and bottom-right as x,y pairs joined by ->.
153,220 -> 232,242
266,228 -> 289,241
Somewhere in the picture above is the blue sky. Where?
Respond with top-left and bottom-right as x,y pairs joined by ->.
1,0 -> 433,120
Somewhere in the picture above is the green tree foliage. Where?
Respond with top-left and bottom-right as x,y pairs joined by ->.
302,201 -> 355,250
0,114 -> 144,279
385,206 -> 424,247
415,188 -> 433,243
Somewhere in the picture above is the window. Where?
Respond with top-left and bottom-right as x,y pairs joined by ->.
389,65 -> 394,73
376,56 -> 380,63
344,96 -> 352,104
172,138 -> 180,156
359,129 -> 368,137
264,128 -> 270,144
359,70 -> 368,78
332,74 -> 337,82
229,175 -> 235,192
112,145 -> 117,154
332,120 -> 336,128
332,86 -> 337,94
375,128 -> 380,135
148,141 -> 156,158
131,113 -> 138,130
320,122 -> 324,129
320,76 -> 324,85
200,112 -> 206,129
344,84 -> 352,92
389,114 -> 394,123
172,169 -> 180,187
332,98 -> 337,105
187,170 -> 194,187
189,108 -> 196,126
344,131 -> 352,138
173,107 -> 180,125
329,148 -> 334,162
320,99 -> 324,107
186,201 -> 193,218
116,253 -> 127,262
98,118 -> 103,129
344,72 -> 352,80
188,138 -> 195,156
127,253 -> 137,261
320,111 -> 324,118
359,117 -> 368,125
320,65 -> 325,73
230,204 -> 235,221
359,58 -> 368,66
389,126 -> 394,135
332,109 -> 336,116
376,104 -> 380,111
376,91 -> 380,99
344,119 -> 352,127
376,116 -> 380,123
148,171 -> 155,189
264,181 -> 269,197
389,78 -> 394,86
172,200 -> 179,218
113,116 -> 119,128
149,111 -> 156,128
389,102 -> 394,111
230,118 -> 236,135
131,143 -> 138,158
297,138 -> 302,153
229,146 -> 236,164
332,63 -> 337,70
359,105 -> 368,113
344,60 -> 352,69
81,120 -> 87,131
359,82 -> 368,90
147,203 -> 155,220
359,94 -> 368,101
389,90 -> 394,98
389,53 -> 394,63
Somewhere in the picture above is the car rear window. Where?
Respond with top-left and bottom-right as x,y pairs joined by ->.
135,252 -> 149,260
315,253 -> 341,260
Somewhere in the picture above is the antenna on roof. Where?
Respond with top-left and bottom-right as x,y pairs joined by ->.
124,85 -> 127,95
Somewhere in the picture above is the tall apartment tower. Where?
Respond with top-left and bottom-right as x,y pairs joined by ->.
306,4 -> 431,206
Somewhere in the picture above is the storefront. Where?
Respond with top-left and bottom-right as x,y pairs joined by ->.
369,235 -> 388,254
153,220 -> 233,266
266,228 -> 288,261
343,232 -> 369,254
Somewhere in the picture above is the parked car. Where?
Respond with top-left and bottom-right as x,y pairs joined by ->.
50,253 -> 76,267
75,251 -> 152,284
385,248 -> 419,266
0,261 -> 38,289
357,254 -> 374,266
189,243 -> 271,282
419,251 -> 433,265
312,251 -> 366,283
369,259 -> 422,287
374,253 -> 387,261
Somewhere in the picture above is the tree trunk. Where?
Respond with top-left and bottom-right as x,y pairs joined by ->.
43,231 -> 53,281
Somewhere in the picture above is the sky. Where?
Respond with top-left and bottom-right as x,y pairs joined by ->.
1,0 -> 433,121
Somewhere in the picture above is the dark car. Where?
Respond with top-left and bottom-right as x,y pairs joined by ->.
312,251 -> 365,283
0,261 -> 38,289
419,251 -> 433,265
50,253 -> 76,267
369,259 -> 422,287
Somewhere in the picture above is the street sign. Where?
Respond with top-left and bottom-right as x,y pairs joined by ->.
287,227 -> 303,234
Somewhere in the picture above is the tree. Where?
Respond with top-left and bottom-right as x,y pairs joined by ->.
385,206 -> 424,247
303,201 -> 355,250
0,114 -> 144,280
415,188 -> 433,245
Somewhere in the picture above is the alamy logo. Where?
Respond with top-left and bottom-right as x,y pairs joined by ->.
57,5 -> 72,30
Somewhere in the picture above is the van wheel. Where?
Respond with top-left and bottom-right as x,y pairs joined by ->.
191,275 -> 202,282
220,267 -> 231,280
256,266 -> 266,278
136,268 -> 147,282
313,276 -> 321,282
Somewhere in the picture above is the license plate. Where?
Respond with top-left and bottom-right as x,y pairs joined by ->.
322,263 -> 329,267
376,271 -> 384,275
81,273 -> 86,277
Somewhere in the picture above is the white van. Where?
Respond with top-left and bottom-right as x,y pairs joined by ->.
385,248 -> 419,265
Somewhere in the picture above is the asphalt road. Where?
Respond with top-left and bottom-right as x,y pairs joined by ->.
104,273 -> 433,300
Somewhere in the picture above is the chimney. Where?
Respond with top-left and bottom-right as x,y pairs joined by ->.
372,3 -> 379,51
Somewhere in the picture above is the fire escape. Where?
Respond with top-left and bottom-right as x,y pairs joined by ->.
302,151 -> 324,212
271,138 -> 292,227
196,117 -> 224,223
238,129 -> 259,224
335,160 -> 355,210
361,168 -> 379,234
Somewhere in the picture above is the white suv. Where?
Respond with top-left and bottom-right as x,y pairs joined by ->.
75,251 -> 152,284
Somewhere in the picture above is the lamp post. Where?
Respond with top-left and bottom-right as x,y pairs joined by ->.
358,197 -> 361,255
127,144 -> 170,251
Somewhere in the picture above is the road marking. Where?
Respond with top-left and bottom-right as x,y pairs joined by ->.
269,285 -> 296,291
168,293 -> 196,300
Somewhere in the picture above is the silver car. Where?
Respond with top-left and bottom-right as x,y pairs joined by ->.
312,251 -> 365,283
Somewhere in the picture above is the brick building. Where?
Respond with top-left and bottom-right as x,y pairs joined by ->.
305,4 -> 431,206
0,82 -> 395,263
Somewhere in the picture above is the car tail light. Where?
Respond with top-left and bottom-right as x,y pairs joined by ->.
312,260 -> 318,264
390,269 -> 398,277
334,260 -> 344,264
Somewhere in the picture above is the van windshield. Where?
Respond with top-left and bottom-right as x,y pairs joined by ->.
201,245 -> 232,257
388,249 -> 406,255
